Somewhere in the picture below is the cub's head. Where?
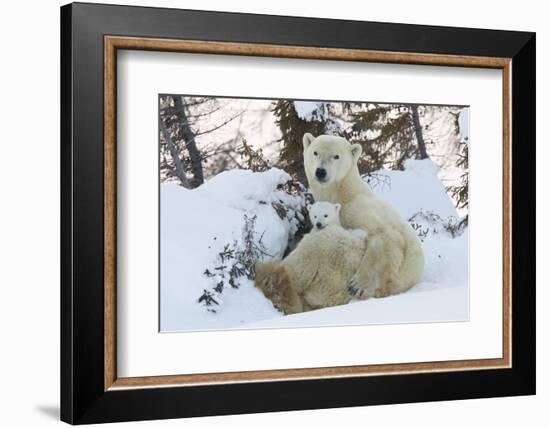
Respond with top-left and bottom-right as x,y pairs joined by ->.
303,133 -> 362,185
308,201 -> 341,231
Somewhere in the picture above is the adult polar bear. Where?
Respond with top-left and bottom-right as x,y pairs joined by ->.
303,133 -> 424,298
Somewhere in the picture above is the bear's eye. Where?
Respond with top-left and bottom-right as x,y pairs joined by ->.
324,214 -> 328,218
334,155 -> 340,159
313,215 -> 317,218
313,151 -> 318,156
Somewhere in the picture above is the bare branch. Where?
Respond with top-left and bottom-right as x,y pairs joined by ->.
194,111 -> 244,136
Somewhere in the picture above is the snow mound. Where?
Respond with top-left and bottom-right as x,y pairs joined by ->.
199,168 -> 290,209
160,168 -> 304,331
366,159 -> 458,220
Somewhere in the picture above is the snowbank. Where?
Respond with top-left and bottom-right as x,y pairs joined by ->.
161,160 -> 468,332
366,159 -> 458,219
160,168 -> 303,331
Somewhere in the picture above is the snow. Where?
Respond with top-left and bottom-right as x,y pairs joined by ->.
161,160 -> 468,332
245,286 -> 467,329
294,101 -> 324,121
458,109 -> 469,141
160,168 -> 300,331
199,168 -> 289,210
366,159 -> 458,220
294,101 -> 329,122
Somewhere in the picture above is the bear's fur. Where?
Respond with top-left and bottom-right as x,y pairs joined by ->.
255,220 -> 367,314
302,133 -> 424,299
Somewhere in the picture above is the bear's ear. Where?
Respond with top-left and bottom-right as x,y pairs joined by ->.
334,203 -> 341,214
303,133 -> 315,150
351,143 -> 362,160
307,204 -> 312,212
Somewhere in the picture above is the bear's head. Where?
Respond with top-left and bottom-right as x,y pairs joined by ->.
308,201 -> 341,231
302,133 -> 362,185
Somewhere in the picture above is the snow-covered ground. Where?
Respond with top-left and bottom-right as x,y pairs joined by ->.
160,160 -> 468,332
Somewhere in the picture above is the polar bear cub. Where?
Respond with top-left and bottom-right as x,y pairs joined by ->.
254,202 -> 368,314
308,201 -> 367,240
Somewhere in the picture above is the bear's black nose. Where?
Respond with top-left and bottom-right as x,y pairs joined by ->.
316,222 -> 322,229
315,168 -> 327,180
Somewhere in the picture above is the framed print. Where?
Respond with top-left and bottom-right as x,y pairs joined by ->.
60,2 -> 535,425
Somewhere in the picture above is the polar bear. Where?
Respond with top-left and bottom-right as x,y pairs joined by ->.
255,203 -> 367,314
302,133 -> 424,299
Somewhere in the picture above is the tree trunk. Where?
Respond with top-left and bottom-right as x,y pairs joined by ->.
174,96 -> 204,187
411,104 -> 428,159
160,120 -> 190,188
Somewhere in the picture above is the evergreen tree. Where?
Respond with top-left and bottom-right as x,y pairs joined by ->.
237,138 -> 270,172
272,100 -> 326,184
448,140 -> 469,225
348,103 -> 429,174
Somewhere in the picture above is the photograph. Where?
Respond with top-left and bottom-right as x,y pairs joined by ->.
159,95 -> 470,332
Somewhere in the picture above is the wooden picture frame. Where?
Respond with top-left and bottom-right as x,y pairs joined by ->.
61,2 -> 535,424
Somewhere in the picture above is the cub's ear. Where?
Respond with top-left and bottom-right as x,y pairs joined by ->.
334,203 -> 341,213
303,133 -> 315,150
307,204 -> 312,212
351,143 -> 362,160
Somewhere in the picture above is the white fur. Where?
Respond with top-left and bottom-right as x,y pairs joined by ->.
308,201 -> 341,230
303,133 -> 425,298
255,224 -> 367,313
